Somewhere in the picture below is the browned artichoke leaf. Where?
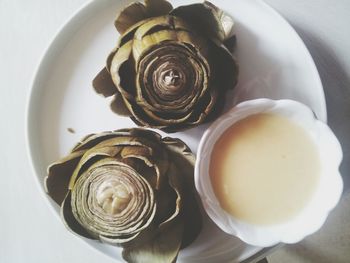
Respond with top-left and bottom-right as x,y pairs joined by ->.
145,0 -> 173,17
107,46 -> 118,70
100,225 -> 156,248
45,150 -> 85,205
71,131 -> 121,152
100,232 -> 141,247
115,2 -> 148,34
162,137 -> 192,158
127,128 -> 162,142
68,146 -> 122,189
110,92 -> 132,117
154,178 -> 178,226
93,67 -> 117,97
122,219 -> 184,263
211,43 -> 238,90
61,192 -> 95,239
110,41 -> 136,99
158,163 -> 183,229
223,35 -> 237,53
164,140 -> 202,248
171,1 -> 234,43
115,0 -> 173,35
133,16 -> 173,40
121,158 -> 158,188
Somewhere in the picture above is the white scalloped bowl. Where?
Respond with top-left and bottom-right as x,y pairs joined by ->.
195,98 -> 343,247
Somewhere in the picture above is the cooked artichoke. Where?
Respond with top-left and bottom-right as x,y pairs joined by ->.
45,128 -> 201,262
93,0 -> 238,132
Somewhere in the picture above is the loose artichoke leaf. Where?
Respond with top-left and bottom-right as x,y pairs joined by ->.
122,219 -> 184,263
115,0 -> 173,35
93,67 -> 117,97
45,149 -> 86,205
170,1 -> 234,43
61,192 -> 96,239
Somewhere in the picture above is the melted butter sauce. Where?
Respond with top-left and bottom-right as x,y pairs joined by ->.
210,113 -> 320,225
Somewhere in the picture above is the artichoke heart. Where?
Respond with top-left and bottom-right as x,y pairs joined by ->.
45,128 -> 202,263
93,0 -> 238,132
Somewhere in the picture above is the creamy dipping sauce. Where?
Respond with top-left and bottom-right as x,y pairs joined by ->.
210,113 -> 321,225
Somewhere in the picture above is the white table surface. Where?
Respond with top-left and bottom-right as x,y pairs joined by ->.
1,0 -> 349,262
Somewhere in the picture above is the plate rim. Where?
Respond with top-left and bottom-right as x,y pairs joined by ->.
25,0 -> 326,262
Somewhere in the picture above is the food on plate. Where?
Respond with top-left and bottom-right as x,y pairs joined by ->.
210,113 -> 321,225
44,128 -> 201,262
93,0 -> 238,132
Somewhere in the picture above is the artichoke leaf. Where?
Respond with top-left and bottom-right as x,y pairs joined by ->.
71,159 -> 157,237
144,0 -> 173,17
115,2 -> 148,34
93,67 -> 117,97
211,43 -> 239,90
45,150 -> 86,204
171,1 -> 234,43
110,92 -> 132,117
68,146 -> 122,189
158,163 -> 182,229
61,192 -> 95,239
71,131 -> 120,152
122,219 -> 184,263
115,0 -> 173,34
106,46 -> 118,70
110,41 -> 136,100
166,144 -> 202,248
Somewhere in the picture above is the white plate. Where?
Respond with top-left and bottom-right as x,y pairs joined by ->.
26,0 -> 326,262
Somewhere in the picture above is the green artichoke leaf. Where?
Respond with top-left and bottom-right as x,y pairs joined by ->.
110,41 -> 136,100
210,42 -> 239,91
93,67 -> 133,117
93,67 -> 117,97
163,138 -> 202,248
68,145 -> 122,189
46,128 -> 202,258
171,1 -> 234,43
144,0 -> 172,17
71,131 -> 120,152
70,158 -> 157,242
115,0 -> 173,34
46,150 -> 86,204
122,218 -> 184,263
61,192 -> 95,239
115,2 -> 148,34
110,92 -> 133,117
